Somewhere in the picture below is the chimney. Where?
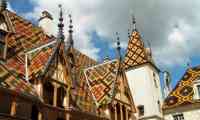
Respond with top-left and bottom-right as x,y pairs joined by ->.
38,11 -> 54,36
0,0 -> 7,12
163,71 -> 172,98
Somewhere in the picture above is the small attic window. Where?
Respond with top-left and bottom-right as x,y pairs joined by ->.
0,14 -> 8,31
193,77 -> 200,100
137,105 -> 144,116
0,30 -> 7,59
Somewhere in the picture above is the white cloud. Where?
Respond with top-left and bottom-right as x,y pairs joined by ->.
22,0 -> 200,68
154,19 -> 196,67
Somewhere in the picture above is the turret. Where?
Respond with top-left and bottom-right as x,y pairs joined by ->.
38,10 -> 54,36
0,0 -> 7,12
163,71 -> 172,98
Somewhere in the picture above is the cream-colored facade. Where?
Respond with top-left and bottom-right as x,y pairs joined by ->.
164,103 -> 200,120
126,63 -> 163,120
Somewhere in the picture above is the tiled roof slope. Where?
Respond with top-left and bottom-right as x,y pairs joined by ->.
0,64 -> 39,98
163,66 -> 200,109
71,49 -> 98,112
2,10 -> 55,79
123,30 -> 149,70
84,59 -> 119,107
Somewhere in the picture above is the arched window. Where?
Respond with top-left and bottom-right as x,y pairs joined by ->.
43,82 -> 54,105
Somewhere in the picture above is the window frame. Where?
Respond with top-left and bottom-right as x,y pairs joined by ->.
172,113 -> 184,120
193,77 -> 200,100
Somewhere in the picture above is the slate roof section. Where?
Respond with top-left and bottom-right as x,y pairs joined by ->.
163,66 -> 200,109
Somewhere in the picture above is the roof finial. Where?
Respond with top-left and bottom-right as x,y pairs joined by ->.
68,14 -> 74,48
132,14 -> 136,32
0,0 -> 7,11
116,32 -> 121,61
128,29 -> 131,39
58,4 -> 65,41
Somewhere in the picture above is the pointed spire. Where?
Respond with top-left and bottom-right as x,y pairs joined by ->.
68,14 -> 74,48
132,14 -> 136,32
116,32 -> 121,61
58,4 -> 65,41
128,29 -> 131,39
0,0 -> 7,11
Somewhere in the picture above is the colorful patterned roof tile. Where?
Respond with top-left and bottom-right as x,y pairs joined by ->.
163,66 -> 200,109
0,64 -> 39,98
123,30 -> 149,70
2,10 -> 55,79
71,49 -> 98,113
84,59 -> 119,107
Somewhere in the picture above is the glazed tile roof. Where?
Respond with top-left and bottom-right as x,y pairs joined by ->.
0,64 -> 39,98
0,9 -> 99,113
163,66 -> 200,109
2,10 -> 55,80
84,59 -> 119,107
71,49 -> 98,112
123,30 -> 149,70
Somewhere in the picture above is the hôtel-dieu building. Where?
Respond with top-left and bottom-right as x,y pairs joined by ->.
0,0 -> 200,120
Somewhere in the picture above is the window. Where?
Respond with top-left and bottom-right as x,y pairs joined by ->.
153,72 -> 158,88
157,100 -> 161,112
193,77 -> 200,99
173,113 -> 184,120
0,14 -> 8,31
197,85 -> 200,98
137,105 -> 144,116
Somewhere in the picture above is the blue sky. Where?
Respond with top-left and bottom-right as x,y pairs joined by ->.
9,0 -> 200,89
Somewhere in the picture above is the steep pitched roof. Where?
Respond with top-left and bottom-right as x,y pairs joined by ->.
84,59 -> 136,111
71,49 -> 98,112
163,66 -> 200,109
123,30 -> 149,70
1,10 -> 54,80
84,59 -> 119,107
0,9 -> 100,113
0,63 -> 39,99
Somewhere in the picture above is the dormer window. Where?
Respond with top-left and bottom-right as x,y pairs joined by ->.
0,30 -> 7,60
193,77 -> 200,100
0,14 -> 8,31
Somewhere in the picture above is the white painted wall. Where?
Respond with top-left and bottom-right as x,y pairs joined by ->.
125,64 -> 163,119
164,109 -> 200,120
39,18 -> 54,36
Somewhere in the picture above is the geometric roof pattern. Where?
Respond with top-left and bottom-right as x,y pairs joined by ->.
123,30 -> 149,70
0,64 -> 39,98
71,49 -> 98,112
163,66 -> 200,109
2,10 -> 54,80
0,9 -> 99,113
84,59 -> 119,107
